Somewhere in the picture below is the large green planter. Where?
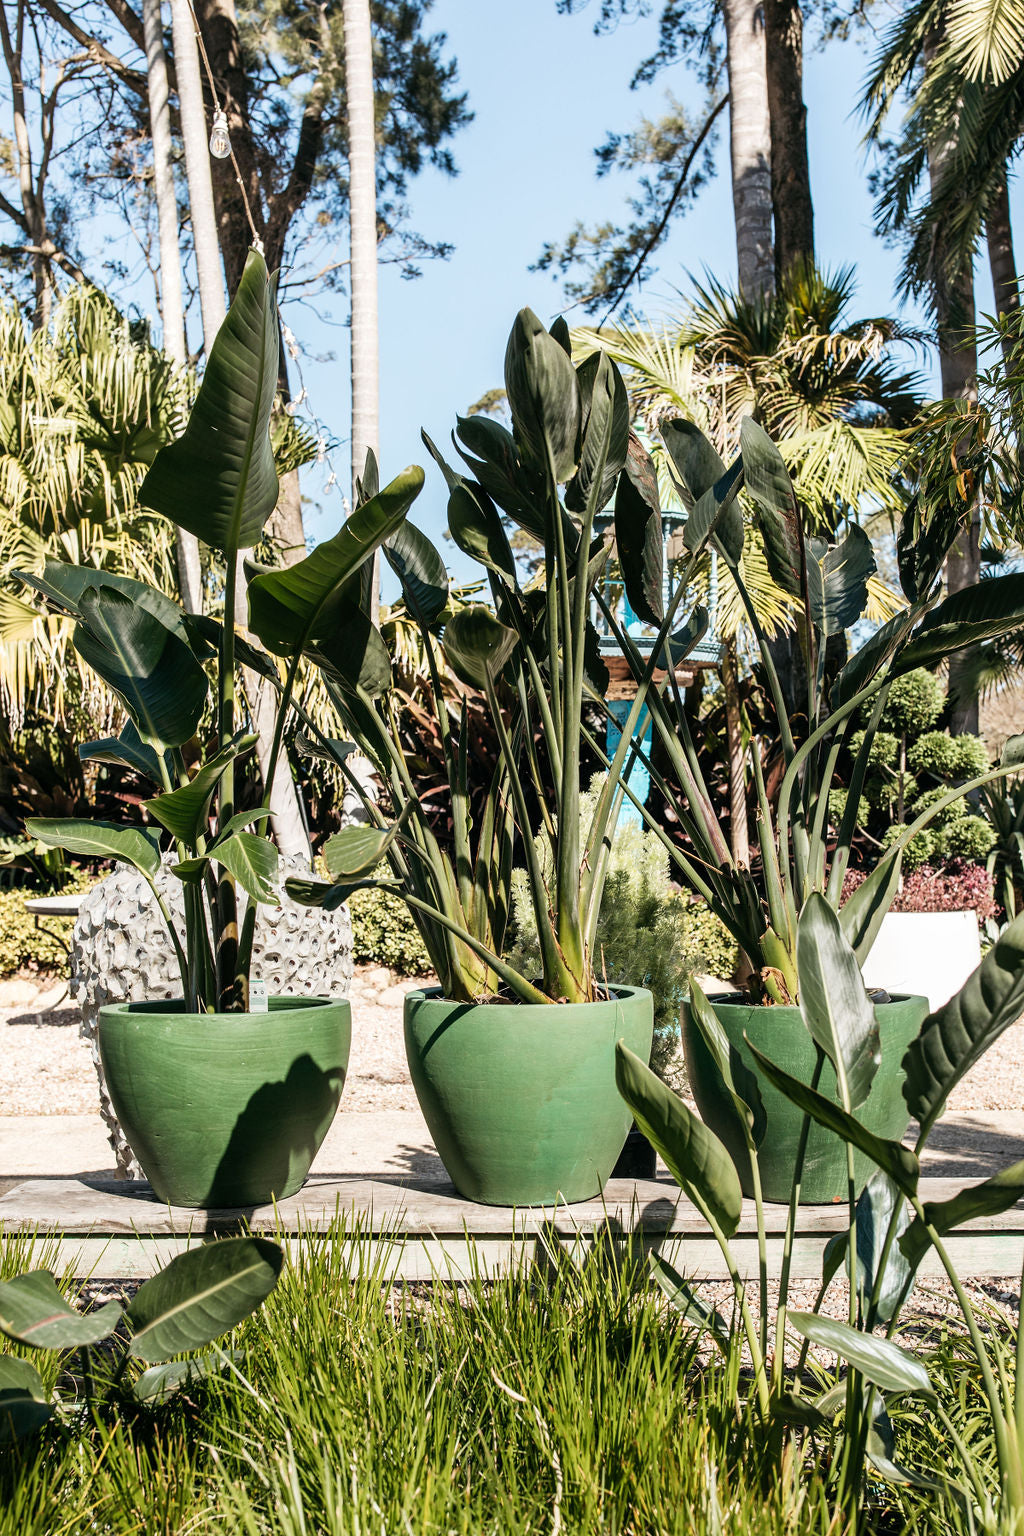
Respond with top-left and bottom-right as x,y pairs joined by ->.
99,996 -> 351,1208
682,993 -> 928,1204
404,985 -> 654,1206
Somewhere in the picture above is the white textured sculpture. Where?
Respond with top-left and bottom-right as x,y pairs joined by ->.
71,861 -> 353,1177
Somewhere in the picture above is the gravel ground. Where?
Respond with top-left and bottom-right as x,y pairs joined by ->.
0,966 -> 1022,1117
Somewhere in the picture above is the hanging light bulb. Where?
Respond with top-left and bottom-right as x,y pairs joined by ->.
209,109 -> 231,160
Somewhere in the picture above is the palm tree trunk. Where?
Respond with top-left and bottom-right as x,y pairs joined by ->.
144,0 -> 202,616
986,165 -> 1019,362
721,0 -> 774,298
343,0 -> 381,621
763,0 -> 814,281
169,0 -> 226,340
194,0 -> 266,294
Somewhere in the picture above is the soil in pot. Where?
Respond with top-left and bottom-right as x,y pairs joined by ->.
682,992 -> 928,1204
99,995 -> 351,1208
404,984 -> 654,1206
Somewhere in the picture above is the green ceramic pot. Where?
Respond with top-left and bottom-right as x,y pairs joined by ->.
404,985 -> 654,1206
682,993 -> 928,1204
99,996 -> 351,1208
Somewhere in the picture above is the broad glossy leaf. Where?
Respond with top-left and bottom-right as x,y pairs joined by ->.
323,807 -> 412,879
615,1042 -> 743,1238
294,732 -> 355,766
894,573 -> 1024,675
853,1171 -> 914,1323
660,418 -> 725,507
26,818 -> 161,878
683,458 -> 744,565
450,418 -> 546,537
747,1041 -> 920,1196
649,1252 -> 730,1349
170,858 -> 209,884
838,849 -> 904,964
144,734 -> 257,846
688,979 -> 766,1147
900,1157 -> 1024,1271
247,466 -> 423,655
566,350 -> 629,515
213,833 -> 279,905
140,251 -> 280,552
133,1353 -> 236,1403
284,875 -> 353,912
897,495 -> 961,602
0,1271 -> 121,1349
739,417 -> 802,597
902,911 -> 1024,1138
442,605 -> 518,689
0,1356 -> 46,1399
79,720 -> 167,785
831,608 -> 920,709
446,481 -> 516,580
74,587 -> 208,747
797,894 -> 880,1109
805,525 -> 875,636
310,601 -> 392,699
787,1312 -> 935,1401
18,560 -> 188,637
183,614 -> 280,682
126,1237 -> 283,1361
355,446 -> 379,506
1001,734 -> 1024,767
770,1392 -> 828,1432
655,607 -> 710,670
0,1356 -> 52,1442
614,434 -> 663,625
504,307 -> 581,482
384,520 -> 449,624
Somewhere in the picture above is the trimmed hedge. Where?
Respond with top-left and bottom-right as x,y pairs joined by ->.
347,884 -> 432,975
0,873 -> 93,976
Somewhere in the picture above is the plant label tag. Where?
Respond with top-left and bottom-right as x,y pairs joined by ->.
250,979 -> 269,1013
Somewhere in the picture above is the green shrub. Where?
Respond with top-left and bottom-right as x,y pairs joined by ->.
347,882 -> 432,974
849,729 -> 898,768
948,734 -> 991,779
935,814 -> 995,863
908,731 -> 964,778
0,871 -> 93,976
879,667 -> 944,736
881,822 -> 936,871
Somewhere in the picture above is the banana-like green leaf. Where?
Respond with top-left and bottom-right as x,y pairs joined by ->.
384,520 -> 449,624
684,459 -> 745,565
648,1252 -> 730,1350
133,1353 -> 236,1404
504,307 -> 581,483
787,1311 -> 935,1401
323,804 -> 414,879
247,466 -> 424,655
18,560 -> 189,637
284,875 -> 354,912
805,525 -> 875,636
0,1356 -> 52,1443
894,573 -> 1024,675
310,601 -> 392,699
901,1157 -> 1024,1272
126,1237 -> 283,1361
831,608 -> 920,709
79,720 -> 167,786
1001,734 -> 1024,767
739,417 -> 802,596
294,732 -> 355,766
450,418 -> 546,537
170,858 -> 209,884
838,848 -> 904,964
0,1271 -> 122,1349
213,833 -> 279,904
614,433 -> 663,626
566,350 -> 629,515
897,495 -> 960,603
687,979 -> 766,1148
26,817 -> 162,878
445,480 -> 517,581
139,251 -> 280,552
183,614 -> 280,681
655,607 -> 710,670
442,605 -> 518,689
659,418 -> 725,507
902,911 -> 1024,1138
852,1171 -> 914,1324
615,1041 -> 743,1238
746,1041 -> 920,1196
797,894 -> 880,1109
144,734 -> 258,846
74,587 -> 209,748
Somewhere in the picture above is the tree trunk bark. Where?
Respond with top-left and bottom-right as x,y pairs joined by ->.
0,0 -> 54,326
144,0 -> 202,615
193,0 -> 266,294
722,644 -> 750,866
986,165 -> 1020,367
169,0 -> 226,341
721,0 -> 774,299
763,0 -> 814,283
343,0 -> 381,620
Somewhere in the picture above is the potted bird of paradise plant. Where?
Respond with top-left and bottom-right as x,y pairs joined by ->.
600,413 -> 1024,1201
280,309 -> 735,1206
17,251 -> 421,1208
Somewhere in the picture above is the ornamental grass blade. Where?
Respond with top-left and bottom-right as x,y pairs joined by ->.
26,818 -> 162,879
746,1041 -> 920,1197
144,734 -> 258,845
74,587 -> 209,748
902,911 -> 1024,1139
797,894 -> 880,1109
615,1042 -> 743,1238
0,1272 -> 122,1349
140,250 -> 280,553
787,1312 -> 935,1401
247,466 -> 423,655
900,1157 -> 1024,1271
126,1237 -> 283,1362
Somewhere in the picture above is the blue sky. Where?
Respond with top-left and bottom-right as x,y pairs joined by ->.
284,0 -> 1021,584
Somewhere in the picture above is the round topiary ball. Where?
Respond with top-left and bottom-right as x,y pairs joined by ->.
910,786 -> 967,828
881,822 -> 935,871
880,668 -> 944,737
948,734 -> 991,780
936,815 -> 995,863
908,731 -> 963,780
